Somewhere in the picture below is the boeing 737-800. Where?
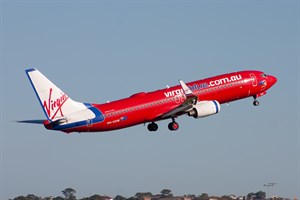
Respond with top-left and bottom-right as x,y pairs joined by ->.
20,68 -> 277,133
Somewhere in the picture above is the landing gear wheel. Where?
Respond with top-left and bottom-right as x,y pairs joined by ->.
253,96 -> 260,106
253,100 -> 259,106
147,122 -> 158,132
168,121 -> 179,131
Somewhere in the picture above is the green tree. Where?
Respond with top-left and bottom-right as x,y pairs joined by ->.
135,192 -> 153,200
161,189 -> 173,198
13,196 -> 28,200
80,194 -> 107,200
199,193 -> 209,200
27,194 -> 41,200
255,191 -> 266,200
247,193 -> 255,200
13,194 -> 41,200
114,195 -> 127,200
62,188 -> 76,200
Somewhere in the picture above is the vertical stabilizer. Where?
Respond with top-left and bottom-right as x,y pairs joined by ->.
25,68 -> 87,121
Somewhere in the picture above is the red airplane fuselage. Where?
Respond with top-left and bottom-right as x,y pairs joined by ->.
56,70 -> 277,133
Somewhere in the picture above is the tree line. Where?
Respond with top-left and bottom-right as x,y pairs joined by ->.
11,188 -> 283,200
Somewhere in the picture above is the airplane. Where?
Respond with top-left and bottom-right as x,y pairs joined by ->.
20,68 -> 277,133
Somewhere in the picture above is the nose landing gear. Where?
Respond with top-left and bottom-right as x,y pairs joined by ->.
253,96 -> 260,106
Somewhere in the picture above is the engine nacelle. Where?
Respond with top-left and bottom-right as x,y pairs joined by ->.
188,100 -> 221,118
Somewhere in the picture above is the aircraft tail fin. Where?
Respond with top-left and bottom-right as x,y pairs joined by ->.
25,68 -> 87,121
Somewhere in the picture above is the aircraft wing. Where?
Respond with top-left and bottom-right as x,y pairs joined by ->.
161,103 -> 193,119
161,80 -> 198,119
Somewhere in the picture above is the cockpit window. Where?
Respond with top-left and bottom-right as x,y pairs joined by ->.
260,73 -> 267,77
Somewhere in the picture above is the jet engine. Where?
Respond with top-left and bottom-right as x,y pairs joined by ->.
188,100 -> 221,118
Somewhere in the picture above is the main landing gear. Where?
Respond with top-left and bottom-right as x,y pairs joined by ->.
147,118 -> 179,132
168,118 -> 179,131
147,122 -> 158,132
253,96 -> 260,106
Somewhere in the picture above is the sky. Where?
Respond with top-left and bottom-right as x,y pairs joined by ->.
0,1 -> 299,199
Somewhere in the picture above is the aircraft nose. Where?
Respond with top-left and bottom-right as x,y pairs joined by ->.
268,75 -> 278,86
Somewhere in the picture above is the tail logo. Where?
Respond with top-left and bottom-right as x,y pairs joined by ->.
43,88 -> 69,120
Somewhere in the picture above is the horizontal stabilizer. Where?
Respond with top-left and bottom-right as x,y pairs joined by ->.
16,120 -> 45,124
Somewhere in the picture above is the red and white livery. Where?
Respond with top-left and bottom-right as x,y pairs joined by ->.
21,68 -> 277,133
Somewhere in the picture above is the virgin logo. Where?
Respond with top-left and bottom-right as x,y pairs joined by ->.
43,88 -> 69,119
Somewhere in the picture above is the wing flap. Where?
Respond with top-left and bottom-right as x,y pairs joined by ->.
161,104 -> 193,119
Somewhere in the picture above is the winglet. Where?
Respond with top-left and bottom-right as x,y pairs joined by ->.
179,80 -> 193,95
161,80 -> 198,119
179,80 -> 198,104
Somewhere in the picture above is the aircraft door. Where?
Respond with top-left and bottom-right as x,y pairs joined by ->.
250,73 -> 257,87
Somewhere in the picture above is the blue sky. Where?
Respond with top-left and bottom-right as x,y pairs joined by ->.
1,1 -> 299,199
